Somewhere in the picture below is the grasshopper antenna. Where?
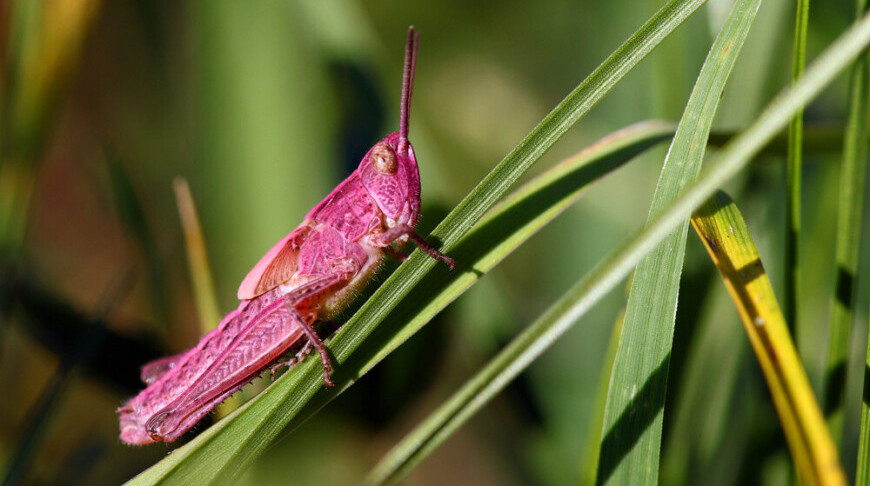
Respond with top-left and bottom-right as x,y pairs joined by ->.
398,26 -> 418,156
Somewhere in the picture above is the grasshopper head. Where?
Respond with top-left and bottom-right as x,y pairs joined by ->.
360,132 -> 421,228
360,27 -> 422,229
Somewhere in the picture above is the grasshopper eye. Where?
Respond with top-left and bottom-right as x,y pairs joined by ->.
371,143 -> 398,174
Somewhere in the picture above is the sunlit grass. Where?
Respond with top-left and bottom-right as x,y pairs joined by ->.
2,1 -> 870,485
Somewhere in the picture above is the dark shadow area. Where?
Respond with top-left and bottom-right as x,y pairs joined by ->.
596,353 -> 671,485
336,305 -> 449,427
0,268 -> 148,486
834,265 -> 855,307
4,274 -> 165,394
734,258 -> 766,286
736,411 -> 789,485
328,60 -> 386,176
863,364 -> 870,408
824,362 -> 847,416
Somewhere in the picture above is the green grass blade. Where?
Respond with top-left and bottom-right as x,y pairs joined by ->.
785,0 -> 810,339
599,0 -> 759,483
361,10 -> 870,486
581,311 -> 624,486
826,0 -> 870,448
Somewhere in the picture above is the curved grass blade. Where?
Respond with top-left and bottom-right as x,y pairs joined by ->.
363,11 -> 870,485
825,0 -> 870,447
362,123 -> 669,485
125,120 -> 677,485
691,191 -> 846,485
599,0 -> 759,482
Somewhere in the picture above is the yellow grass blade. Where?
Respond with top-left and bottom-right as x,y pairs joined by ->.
690,191 -> 845,486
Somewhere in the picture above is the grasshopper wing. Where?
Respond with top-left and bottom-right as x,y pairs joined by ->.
237,225 -> 310,300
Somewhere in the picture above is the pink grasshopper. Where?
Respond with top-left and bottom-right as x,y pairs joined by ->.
117,26 -> 454,445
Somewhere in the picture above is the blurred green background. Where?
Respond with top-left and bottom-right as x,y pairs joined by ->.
1,0 -> 868,484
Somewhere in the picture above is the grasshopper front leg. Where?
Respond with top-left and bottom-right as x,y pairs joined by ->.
375,223 -> 455,270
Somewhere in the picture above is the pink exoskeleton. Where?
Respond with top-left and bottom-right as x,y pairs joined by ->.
117,26 -> 454,445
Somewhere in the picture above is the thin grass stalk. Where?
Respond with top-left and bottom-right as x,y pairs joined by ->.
785,0 -> 810,340
173,178 -> 221,333
580,311 -> 624,486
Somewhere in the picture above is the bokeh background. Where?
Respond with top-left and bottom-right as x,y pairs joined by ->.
1,0 -> 869,484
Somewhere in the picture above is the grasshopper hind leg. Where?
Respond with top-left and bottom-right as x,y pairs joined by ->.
275,246 -> 364,388
280,277 -> 344,388
271,310 -> 335,387
297,318 -> 334,387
